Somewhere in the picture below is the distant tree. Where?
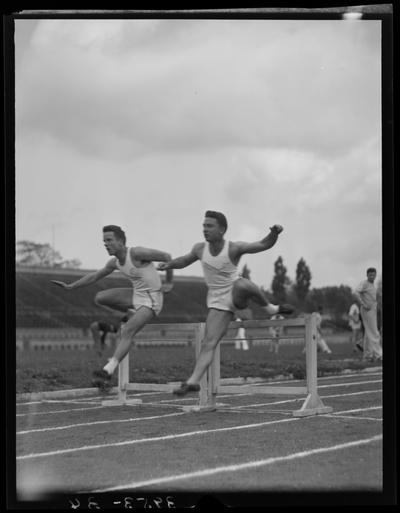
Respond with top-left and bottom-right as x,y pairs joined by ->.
56,259 -> 82,269
16,240 -> 81,268
271,256 -> 290,302
294,258 -> 312,302
241,264 -> 251,279
305,285 -> 353,327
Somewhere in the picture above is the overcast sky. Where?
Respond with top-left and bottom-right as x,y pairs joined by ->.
15,17 -> 382,290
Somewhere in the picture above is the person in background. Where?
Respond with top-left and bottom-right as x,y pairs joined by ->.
348,300 -> 363,353
269,314 -> 284,355
315,305 -> 332,354
234,317 -> 249,350
354,267 -> 382,362
89,315 -> 130,355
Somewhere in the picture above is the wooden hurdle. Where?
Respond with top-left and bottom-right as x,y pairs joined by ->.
103,315 -> 333,416
183,313 -> 333,416
101,323 -> 202,406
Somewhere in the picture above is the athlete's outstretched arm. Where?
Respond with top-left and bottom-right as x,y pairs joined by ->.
134,247 -> 172,263
234,225 -> 284,257
158,244 -> 200,270
51,260 -> 116,290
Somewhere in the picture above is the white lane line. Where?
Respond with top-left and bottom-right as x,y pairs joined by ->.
15,371 -> 383,407
16,417 -> 300,460
17,412 -> 188,435
332,406 -> 382,415
156,384 -> 382,405
16,389 -> 382,426
16,398 -> 383,436
329,415 -> 382,422
16,406 -> 105,417
318,379 -> 381,389
327,406 -> 382,422
16,405 -> 382,461
88,435 -> 383,493
222,388 -> 382,410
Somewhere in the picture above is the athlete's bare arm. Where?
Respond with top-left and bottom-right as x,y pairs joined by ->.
133,247 -> 172,263
51,259 -> 116,290
158,243 -> 202,270
230,225 -> 283,263
133,247 -> 174,292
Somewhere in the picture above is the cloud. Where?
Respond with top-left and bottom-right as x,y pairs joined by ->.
14,19 -> 382,290
16,19 -> 381,161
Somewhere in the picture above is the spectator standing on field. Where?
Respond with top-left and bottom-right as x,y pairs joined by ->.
269,314 -> 284,354
348,300 -> 363,353
354,267 -> 382,362
234,317 -> 249,350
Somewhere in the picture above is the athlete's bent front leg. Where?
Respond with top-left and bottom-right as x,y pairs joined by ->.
232,278 -> 294,316
112,307 -> 154,363
186,308 -> 234,385
94,288 -> 134,314
92,301 -> 155,392
232,278 -> 268,309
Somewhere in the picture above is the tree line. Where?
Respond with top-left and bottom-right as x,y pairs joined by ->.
244,256 -> 382,329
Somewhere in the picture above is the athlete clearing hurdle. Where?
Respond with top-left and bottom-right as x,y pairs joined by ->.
51,225 -> 173,392
158,210 -> 294,396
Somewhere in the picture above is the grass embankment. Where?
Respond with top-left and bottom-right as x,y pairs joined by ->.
16,333 -> 379,394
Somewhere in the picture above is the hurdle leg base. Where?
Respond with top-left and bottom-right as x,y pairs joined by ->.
292,393 -> 333,417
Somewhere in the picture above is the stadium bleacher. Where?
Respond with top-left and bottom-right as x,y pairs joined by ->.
16,266 -> 210,348
16,266 -> 298,350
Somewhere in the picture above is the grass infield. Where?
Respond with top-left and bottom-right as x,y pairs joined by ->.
16,332 -> 380,394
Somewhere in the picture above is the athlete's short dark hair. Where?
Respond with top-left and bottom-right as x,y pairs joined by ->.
366,267 -> 377,274
103,225 -> 126,244
205,210 -> 228,233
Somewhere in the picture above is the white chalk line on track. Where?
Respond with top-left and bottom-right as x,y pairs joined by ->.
325,406 -> 382,422
15,388 -> 382,420
17,389 -> 383,435
17,411 -> 188,434
156,379 -> 382,404
205,388 -> 382,411
15,371 -> 383,407
16,405 -> 381,461
17,417 -> 299,460
317,379 -> 382,389
330,415 -> 382,422
87,434 -> 383,493
16,405 -> 105,417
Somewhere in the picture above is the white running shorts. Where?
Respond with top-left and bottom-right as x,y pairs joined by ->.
132,290 -> 163,316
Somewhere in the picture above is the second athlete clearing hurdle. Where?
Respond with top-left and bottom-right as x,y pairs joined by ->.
52,224 -> 173,392
158,210 -> 294,396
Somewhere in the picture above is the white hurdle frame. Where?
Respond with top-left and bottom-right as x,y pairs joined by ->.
102,315 -> 333,416
101,323 -> 202,406
183,313 -> 333,416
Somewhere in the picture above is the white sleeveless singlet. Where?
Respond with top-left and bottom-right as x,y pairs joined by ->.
200,241 -> 240,312
115,248 -> 163,315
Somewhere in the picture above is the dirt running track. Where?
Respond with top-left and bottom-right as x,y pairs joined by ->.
15,370 -> 386,508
